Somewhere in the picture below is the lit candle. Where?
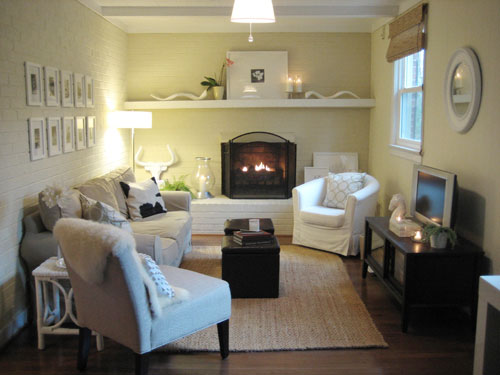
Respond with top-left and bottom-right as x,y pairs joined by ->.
295,75 -> 302,93
414,230 -> 422,241
198,175 -> 207,195
396,216 -> 402,223
286,76 -> 294,92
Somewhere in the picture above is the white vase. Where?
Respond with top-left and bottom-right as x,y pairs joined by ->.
430,233 -> 448,249
213,86 -> 225,100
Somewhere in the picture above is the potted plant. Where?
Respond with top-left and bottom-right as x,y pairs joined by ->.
160,175 -> 195,198
201,58 -> 234,100
422,223 -> 457,249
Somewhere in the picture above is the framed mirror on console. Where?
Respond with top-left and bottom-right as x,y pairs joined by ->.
444,47 -> 482,133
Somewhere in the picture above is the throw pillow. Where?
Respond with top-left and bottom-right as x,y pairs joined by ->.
80,194 -> 132,233
120,177 -> 166,220
39,188 -> 82,231
137,253 -> 175,298
323,172 -> 366,209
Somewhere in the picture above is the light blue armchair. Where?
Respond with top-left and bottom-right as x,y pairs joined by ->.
53,218 -> 231,375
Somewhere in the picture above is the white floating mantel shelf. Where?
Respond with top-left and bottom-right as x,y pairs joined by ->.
124,98 -> 375,110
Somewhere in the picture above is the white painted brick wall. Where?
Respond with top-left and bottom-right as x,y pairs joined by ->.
0,0 -> 129,344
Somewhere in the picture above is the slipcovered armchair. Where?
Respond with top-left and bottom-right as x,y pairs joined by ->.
292,174 -> 379,256
53,218 -> 231,375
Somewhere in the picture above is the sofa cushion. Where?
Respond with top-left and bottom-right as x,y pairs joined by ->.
77,178 -> 120,212
39,189 -> 82,231
300,205 -> 345,228
101,166 -> 135,217
130,211 -> 192,258
80,194 -> 132,233
120,178 -> 166,220
323,172 -> 366,209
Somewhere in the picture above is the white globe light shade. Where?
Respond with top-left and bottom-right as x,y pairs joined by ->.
231,0 -> 276,23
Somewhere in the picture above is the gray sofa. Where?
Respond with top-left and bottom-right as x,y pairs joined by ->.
20,166 -> 193,276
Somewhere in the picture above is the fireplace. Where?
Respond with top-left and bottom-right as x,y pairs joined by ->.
221,132 -> 296,199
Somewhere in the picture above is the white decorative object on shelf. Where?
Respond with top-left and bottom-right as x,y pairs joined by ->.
388,193 -> 407,222
150,89 -> 208,101
135,145 -> 177,186
305,90 -> 360,99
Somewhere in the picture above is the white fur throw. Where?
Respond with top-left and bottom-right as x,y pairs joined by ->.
53,218 -> 135,285
53,218 -> 189,317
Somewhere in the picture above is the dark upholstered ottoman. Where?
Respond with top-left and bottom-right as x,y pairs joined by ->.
221,235 -> 280,298
223,218 -> 275,236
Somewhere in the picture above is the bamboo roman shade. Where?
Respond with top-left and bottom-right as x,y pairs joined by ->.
386,3 -> 427,63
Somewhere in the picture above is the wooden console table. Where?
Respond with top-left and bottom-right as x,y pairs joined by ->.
362,217 -> 483,332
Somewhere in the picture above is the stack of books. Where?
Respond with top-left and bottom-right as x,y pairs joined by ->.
233,230 -> 274,246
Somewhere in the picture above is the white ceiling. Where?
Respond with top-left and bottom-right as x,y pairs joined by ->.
79,0 -> 409,33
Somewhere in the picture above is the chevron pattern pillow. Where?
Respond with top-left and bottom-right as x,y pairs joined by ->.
323,172 -> 366,209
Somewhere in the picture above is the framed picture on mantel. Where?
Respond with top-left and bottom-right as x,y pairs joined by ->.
226,51 -> 288,100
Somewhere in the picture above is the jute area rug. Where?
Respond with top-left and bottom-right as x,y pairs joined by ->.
162,245 -> 387,352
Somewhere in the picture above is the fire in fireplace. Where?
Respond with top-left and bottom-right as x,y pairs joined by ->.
221,132 -> 296,199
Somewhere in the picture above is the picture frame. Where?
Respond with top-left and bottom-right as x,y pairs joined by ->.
85,75 -> 94,107
44,66 -> 60,106
47,117 -> 62,156
25,62 -> 43,106
75,116 -> 86,150
226,51 -> 288,100
74,73 -> 85,108
86,116 -> 96,147
304,167 -> 329,183
313,152 -> 359,173
62,117 -> 75,153
28,118 -> 47,160
60,70 -> 74,107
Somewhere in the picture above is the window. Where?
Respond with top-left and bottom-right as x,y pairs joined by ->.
393,50 -> 425,152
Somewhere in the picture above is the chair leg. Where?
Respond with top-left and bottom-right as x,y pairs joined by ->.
217,320 -> 229,359
135,353 -> 149,375
77,327 -> 91,371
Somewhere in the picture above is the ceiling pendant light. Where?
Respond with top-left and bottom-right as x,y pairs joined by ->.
231,0 -> 276,43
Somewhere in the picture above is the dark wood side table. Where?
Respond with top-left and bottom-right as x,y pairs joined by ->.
362,216 -> 483,332
221,235 -> 280,298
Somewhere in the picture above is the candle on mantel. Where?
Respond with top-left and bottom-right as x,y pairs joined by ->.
295,75 -> 303,93
286,76 -> 294,92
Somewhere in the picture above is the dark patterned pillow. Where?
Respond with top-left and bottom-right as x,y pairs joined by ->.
120,177 -> 166,220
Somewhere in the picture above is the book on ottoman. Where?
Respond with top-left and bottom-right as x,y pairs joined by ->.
233,230 -> 273,246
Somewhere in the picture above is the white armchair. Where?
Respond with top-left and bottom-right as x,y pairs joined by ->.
292,174 -> 380,256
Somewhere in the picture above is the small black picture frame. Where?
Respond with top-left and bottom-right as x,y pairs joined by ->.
251,69 -> 265,83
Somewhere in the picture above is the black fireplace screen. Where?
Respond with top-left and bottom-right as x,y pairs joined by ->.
221,132 -> 296,199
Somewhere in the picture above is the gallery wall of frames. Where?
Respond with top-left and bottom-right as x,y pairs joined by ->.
25,61 -> 96,161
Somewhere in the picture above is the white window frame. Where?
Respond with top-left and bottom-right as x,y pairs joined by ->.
391,51 -> 425,160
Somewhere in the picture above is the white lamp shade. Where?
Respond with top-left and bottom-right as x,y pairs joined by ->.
110,111 -> 152,129
231,0 -> 275,23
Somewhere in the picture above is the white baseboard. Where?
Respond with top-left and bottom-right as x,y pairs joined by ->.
0,308 -> 28,349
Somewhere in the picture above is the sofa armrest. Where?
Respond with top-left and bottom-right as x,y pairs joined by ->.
160,191 -> 191,212
23,211 -> 46,234
133,233 -> 163,265
292,177 -> 326,214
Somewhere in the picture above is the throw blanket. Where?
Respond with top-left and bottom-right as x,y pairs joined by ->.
53,218 -> 135,285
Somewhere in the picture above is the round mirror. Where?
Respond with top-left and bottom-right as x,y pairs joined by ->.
444,47 -> 482,133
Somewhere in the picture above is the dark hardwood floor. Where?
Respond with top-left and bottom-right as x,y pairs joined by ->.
0,235 -> 476,374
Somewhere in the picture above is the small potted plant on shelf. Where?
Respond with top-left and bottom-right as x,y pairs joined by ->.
422,223 -> 457,249
201,58 -> 234,100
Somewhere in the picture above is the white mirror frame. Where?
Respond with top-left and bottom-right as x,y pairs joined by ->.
444,47 -> 482,133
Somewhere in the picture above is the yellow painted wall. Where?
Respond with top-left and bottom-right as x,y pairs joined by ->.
369,0 -> 500,272
0,0 -> 129,345
127,33 -> 372,191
